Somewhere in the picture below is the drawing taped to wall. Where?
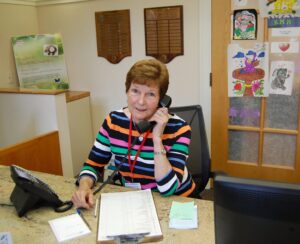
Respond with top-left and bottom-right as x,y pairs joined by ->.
233,9 -> 257,40
228,43 -> 269,97
233,0 -> 248,7
268,15 -> 300,28
270,41 -> 299,53
259,0 -> 300,17
269,61 -> 295,95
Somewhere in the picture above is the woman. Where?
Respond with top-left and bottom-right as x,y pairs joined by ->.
72,59 -> 197,209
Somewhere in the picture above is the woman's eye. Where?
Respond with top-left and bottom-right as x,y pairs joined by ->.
131,88 -> 139,94
147,92 -> 156,97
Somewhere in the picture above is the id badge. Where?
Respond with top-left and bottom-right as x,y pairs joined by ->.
125,182 -> 141,189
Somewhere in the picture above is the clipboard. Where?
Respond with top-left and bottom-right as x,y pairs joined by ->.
96,189 -> 163,243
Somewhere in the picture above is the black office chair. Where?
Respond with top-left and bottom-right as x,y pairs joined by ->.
169,105 -> 212,198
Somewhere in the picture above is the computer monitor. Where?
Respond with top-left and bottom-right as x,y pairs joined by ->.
214,174 -> 300,244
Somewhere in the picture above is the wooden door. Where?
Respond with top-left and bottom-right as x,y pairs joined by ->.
211,0 -> 300,183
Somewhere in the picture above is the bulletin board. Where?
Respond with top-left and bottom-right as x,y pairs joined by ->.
211,0 -> 300,184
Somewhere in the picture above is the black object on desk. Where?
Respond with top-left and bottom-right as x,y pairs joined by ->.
10,165 -> 73,217
214,174 -> 300,244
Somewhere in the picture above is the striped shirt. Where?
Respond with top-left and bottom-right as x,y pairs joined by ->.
78,109 -> 196,197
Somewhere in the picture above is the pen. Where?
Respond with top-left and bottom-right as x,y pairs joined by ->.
94,199 -> 99,218
76,208 -> 91,230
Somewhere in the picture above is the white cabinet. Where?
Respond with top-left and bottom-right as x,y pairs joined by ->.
66,92 -> 93,176
0,88 -> 93,177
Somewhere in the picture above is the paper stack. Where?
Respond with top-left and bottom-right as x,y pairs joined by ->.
169,201 -> 198,229
49,213 -> 91,242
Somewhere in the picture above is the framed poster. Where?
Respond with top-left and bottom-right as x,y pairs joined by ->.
12,33 -> 69,90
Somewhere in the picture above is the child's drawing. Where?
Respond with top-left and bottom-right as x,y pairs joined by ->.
228,43 -> 269,97
259,0 -> 300,17
233,9 -> 257,40
269,61 -> 294,95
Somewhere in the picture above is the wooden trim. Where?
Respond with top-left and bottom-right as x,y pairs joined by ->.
0,0 -> 90,7
258,98 -> 266,165
211,0 -> 231,172
65,91 -> 90,103
0,87 -> 66,95
228,125 -> 260,132
263,128 -> 298,135
0,131 -> 63,175
228,125 -> 298,135
0,88 -> 91,103
226,160 -> 299,183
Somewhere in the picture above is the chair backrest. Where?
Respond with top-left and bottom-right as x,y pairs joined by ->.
169,105 -> 211,194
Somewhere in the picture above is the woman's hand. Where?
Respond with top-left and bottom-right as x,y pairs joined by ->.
71,177 -> 94,209
151,107 -> 169,141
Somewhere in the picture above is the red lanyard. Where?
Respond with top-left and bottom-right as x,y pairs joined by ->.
128,116 -> 150,179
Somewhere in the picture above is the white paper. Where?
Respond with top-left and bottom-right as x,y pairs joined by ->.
233,0 -> 247,7
169,205 -> 198,229
49,213 -> 91,243
0,232 -> 13,244
272,27 -> 300,37
271,42 -> 299,53
98,189 -> 162,242
124,182 -> 141,189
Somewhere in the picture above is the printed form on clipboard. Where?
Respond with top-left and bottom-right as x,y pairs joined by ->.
97,189 -> 163,243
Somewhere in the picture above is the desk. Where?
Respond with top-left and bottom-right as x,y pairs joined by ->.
0,165 -> 215,243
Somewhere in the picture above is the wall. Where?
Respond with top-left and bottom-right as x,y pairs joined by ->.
0,3 -> 39,88
0,0 -> 211,147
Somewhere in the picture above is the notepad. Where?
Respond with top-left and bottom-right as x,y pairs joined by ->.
49,213 -> 91,242
169,201 -> 198,229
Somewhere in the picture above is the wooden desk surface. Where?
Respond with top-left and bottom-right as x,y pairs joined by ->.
0,165 -> 215,244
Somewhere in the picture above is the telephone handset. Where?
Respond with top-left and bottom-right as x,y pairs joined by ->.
136,94 -> 172,133
10,165 -> 73,217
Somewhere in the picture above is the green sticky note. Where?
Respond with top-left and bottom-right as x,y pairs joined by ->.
169,201 -> 195,220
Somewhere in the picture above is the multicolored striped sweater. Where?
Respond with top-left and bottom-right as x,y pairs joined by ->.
78,109 -> 196,197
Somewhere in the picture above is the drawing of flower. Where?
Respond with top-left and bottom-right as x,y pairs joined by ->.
234,83 -> 242,90
233,80 -> 245,96
252,80 -> 260,93
252,79 -> 264,96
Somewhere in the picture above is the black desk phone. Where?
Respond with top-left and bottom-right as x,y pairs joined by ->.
10,165 -> 73,217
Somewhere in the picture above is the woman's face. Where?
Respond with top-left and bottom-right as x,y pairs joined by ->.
127,82 -> 160,124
